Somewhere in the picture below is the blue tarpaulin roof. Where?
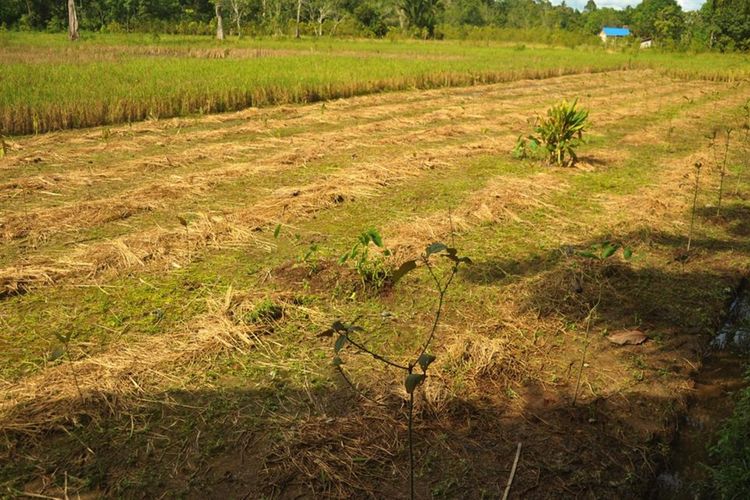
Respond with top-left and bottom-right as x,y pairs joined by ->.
602,27 -> 630,37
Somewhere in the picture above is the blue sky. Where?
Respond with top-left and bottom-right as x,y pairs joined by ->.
552,0 -> 706,11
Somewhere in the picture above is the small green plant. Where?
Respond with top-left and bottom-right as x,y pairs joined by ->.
716,128 -> 732,217
177,215 -> 190,261
298,243 -> 321,274
687,161 -> 703,254
511,135 -> 540,160
338,228 -> 392,288
577,241 -> 633,261
52,331 -> 84,403
516,98 -> 589,167
323,242 -> 470,499
244,298 -> 283,324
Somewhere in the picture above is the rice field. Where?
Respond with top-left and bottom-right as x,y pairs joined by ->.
2,33 -> 750,135
1,36 -> 750,498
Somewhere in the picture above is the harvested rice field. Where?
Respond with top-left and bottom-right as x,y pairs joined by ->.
2,44 -> 750,498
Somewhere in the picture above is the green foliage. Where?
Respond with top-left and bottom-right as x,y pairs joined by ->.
709,380 -> 750,497
339,227 -> 391,288
325,242 -> 470,499
577,241 -> 633,261
517,98 -> 588,167
243,298 -> 283,324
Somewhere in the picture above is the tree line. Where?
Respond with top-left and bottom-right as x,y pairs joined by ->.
1,0 -> 748,51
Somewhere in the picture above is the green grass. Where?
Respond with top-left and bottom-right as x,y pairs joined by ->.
2,32 -> 749,135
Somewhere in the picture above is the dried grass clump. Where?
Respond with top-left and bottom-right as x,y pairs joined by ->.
0,265 -> 67,298
522,257 -> 624,320
0,290 -> 303,437
423,332 -> 531,413
263,412 -> 402,498
1,199 -> 162,242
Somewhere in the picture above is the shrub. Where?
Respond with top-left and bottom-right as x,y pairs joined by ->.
516,98 -> 589,167
709,381 -> 750,497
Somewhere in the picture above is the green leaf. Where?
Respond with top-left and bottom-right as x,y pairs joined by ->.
457,256 -> 473,264
331,321 -> 347,332
49,345 -> 65,361
623,247 -> 633,260
338,252 -> 349,265
177,215 -> 188,227
405,373 -> 426,394
367,228 -> 384,248
273,224 -> 281,239
334,335 -> 347,353
332,356 -> 344,367
601,243 -> 619,260
578,251 -> 598,259
392,260 -> 418,284
426,242 -> 447,257
417,353 -> 436,372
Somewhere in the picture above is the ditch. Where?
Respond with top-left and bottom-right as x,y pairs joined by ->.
654,277 -> 750,498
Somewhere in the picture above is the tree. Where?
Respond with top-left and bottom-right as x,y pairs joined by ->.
653,4 -> 685,43
228,0 -> 250,37
399,0 -> 442,37
214,0 -> 224,39
295,0 -> 302,38
584,0 -> 597,13
352,2 -> 386,36
632,0 -> 682,39
702,0 -> 750,51
67,0 -> 79,40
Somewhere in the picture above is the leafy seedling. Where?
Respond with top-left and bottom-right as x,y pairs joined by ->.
339,227 -> 392,289
324,242 -> 470,499
516,98 -> 589,167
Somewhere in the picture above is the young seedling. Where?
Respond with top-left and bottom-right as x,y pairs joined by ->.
572,298 -> 599,407
323,242 -> 470,499
716,128 -> 732,217
338,227 -> 392,289
52,331 -> 84,404
577,241 -> 633,262
177,215 -> 190,262
687,161 -> 703,255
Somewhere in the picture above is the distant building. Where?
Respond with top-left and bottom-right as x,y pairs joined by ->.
640,38 -> 653,49
599,27 -> 631,43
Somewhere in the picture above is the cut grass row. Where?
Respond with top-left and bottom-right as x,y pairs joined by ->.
2,33 -> 749,136
3,83 -> 748,497
0,78 -> 743,384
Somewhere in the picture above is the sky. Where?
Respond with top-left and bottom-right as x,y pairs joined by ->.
551,0 -> 706,11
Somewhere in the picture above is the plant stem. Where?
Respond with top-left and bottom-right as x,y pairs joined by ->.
573,298 -> 599,406
65,345 -> 84,404
409,390 -> 415,500
717,129 -> 731,217
345,335 -> 409,371
687,163 -> 702,254
415,260 -> 458,364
